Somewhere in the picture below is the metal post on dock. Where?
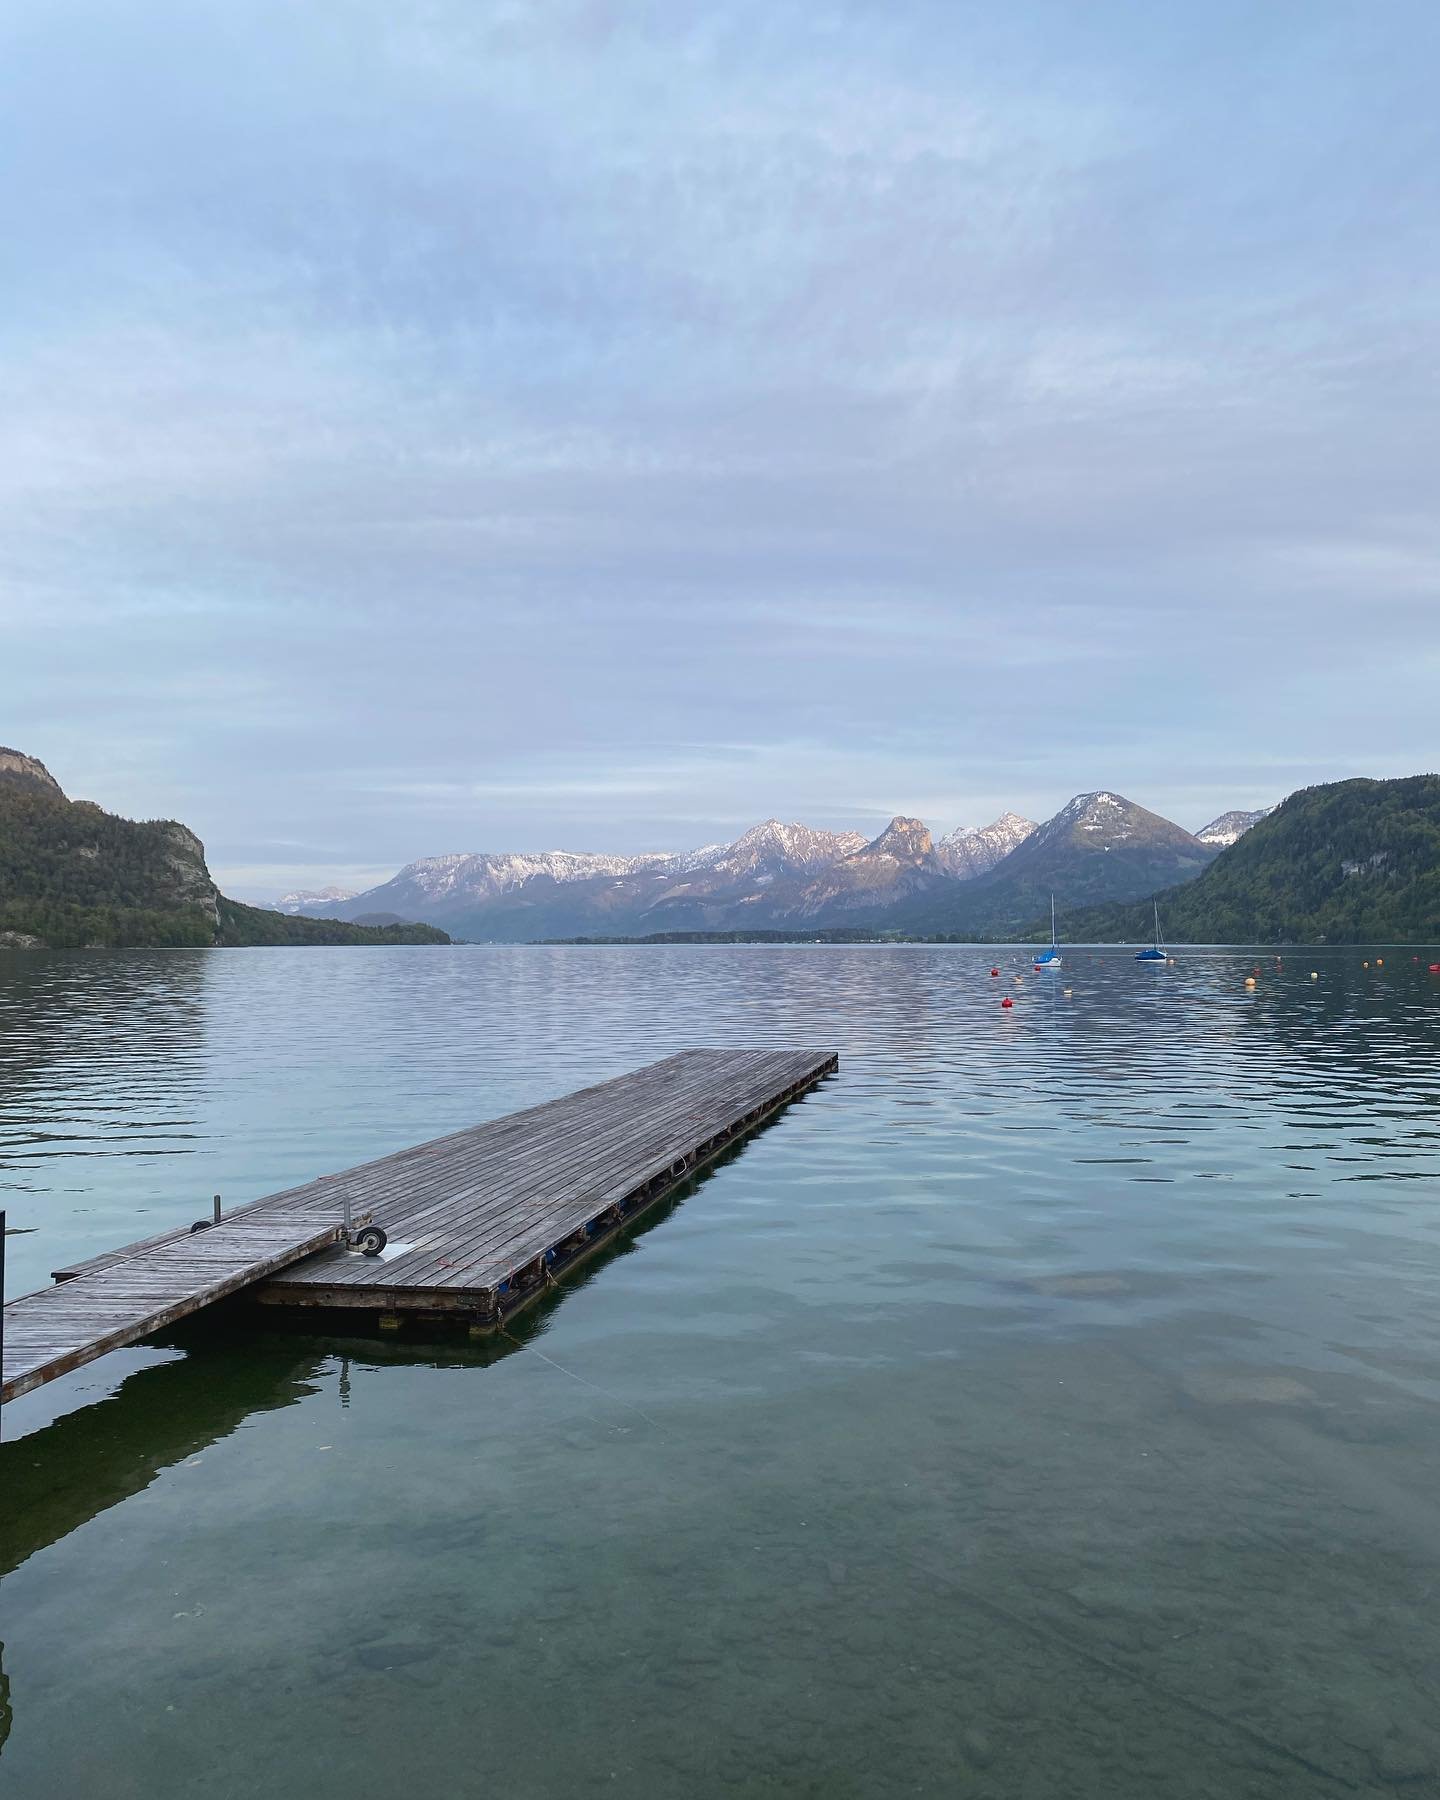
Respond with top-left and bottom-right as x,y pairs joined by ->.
213,1194 -> 222,1226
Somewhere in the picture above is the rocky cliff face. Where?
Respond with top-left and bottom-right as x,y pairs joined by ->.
154,821 -> 223,928
0,747 -> 65,795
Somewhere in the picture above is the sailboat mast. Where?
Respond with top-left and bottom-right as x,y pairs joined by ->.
1051,893 -> 1057,948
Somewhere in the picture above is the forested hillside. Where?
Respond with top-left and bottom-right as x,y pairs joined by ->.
215,899 -> 448,946
0,747 -> 449,948
1061,776 -> 1440,943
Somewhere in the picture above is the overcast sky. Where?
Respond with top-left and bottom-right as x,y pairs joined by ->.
3,1 -> 1436,898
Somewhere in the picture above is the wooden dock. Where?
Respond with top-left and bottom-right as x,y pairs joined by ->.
3,1049 -> 835,1402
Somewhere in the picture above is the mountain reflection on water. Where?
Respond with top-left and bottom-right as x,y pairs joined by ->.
1,942 -> 1439,1797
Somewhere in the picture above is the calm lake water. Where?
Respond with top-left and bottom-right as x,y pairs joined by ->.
2,944 -> 1439,1797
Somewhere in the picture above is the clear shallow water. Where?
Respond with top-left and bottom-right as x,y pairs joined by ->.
2,943 -> 1439,1797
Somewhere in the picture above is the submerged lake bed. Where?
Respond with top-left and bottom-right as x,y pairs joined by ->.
2,944 -> 1439,1796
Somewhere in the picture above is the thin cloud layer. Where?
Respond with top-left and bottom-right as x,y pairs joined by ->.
2,1 -> 1436,895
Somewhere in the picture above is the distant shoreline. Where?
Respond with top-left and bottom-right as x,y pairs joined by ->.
535,931 -> 1440,949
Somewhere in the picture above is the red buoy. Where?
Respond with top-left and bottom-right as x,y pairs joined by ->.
990,968 -> 999,977
1001,996 -> 1014,1008
1430,963 -> 1440,974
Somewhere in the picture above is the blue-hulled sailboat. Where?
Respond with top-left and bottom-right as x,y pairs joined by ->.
1136,901 -> 1167,962
1035,894 -> 1063,968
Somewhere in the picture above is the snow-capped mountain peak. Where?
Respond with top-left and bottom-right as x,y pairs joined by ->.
275,885 -> 359,915
1031,791 -> 1152,848
1019,791 -> 1208,860
396,847 -> 679,904
710,819 -> 867,879
935,811 -> 1037,879
1196,806 -> 1274,847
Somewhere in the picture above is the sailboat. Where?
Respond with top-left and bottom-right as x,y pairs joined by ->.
1034,894 -> 1063,968
1135,901 -> 1168,962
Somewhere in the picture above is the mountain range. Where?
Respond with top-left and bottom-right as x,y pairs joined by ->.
7,742 -> 1431,947
289,794 -> 1268,941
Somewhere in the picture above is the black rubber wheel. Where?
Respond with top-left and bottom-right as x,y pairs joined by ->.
189,1219 -> 213,1233
355,1225 -> 388,1257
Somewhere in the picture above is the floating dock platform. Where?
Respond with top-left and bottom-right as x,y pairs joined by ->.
2,1049 -> 836,1403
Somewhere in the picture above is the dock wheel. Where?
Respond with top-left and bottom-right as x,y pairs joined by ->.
189,1219 -> 213,1233
354,1225 -> 388,1257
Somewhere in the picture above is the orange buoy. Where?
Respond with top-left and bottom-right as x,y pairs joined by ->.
1376,958 -> 1384,967
1001,996 -> 1014,1009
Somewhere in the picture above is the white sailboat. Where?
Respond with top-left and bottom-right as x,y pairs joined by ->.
1035,894 -> 1062,968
